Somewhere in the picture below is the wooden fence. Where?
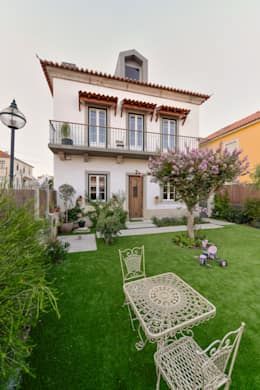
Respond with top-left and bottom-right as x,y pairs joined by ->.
220,184 -> 260,205
6,189 -> 57,218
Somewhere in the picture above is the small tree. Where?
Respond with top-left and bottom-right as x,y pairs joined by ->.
58,184 -> 76,223
149,147 -> 249,239
250,164 -> 260,188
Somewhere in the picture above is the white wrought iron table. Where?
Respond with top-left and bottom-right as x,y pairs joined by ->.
123,272 -> 216,350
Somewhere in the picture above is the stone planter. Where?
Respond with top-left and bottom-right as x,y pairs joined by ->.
61,138 -> 73,145
60,222 -> 74,233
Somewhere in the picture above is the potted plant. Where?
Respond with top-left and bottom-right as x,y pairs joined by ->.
61,122 -> 73,145
58,184 -> 76,233
78,220 -> 86,228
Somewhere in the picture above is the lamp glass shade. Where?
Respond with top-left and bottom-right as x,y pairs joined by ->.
0,100 -> 26,129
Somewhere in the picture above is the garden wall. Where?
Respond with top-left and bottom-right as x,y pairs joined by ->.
5,189 -> 57,218
219,184 -> 260,205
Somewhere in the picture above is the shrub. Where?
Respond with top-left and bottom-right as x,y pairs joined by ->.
212,192 -> 250,224
212,191 -> 231,220
45,239 -> 70,264
0,192 -> 59,386
152,216 -> 204,227
96,211 -> 123,244
67,206 -> 82,222
244,198 -> 260,224
95,193 -> 127,244
172,231 -> 206,248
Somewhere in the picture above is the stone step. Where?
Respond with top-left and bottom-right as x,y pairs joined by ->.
126,220 -> 156,229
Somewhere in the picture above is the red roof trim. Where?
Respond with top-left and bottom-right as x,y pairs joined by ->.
200,111 -> 260,144
121,98 -> 156,120
155,105 -> 190,124
78,91 -> 118,113
39,59 -> 210,103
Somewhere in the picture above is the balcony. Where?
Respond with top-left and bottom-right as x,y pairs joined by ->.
49,120 -> 200,159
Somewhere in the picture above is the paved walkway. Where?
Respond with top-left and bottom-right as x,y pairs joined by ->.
202,218 -> 234,226
119,223 -> 223,237
59,234 -> 97,253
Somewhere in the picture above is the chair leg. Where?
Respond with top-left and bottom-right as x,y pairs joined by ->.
156,370 -> 161,390
126,303 -> 136,331
224,380 -> 231,390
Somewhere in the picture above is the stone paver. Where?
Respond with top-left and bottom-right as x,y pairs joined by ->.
59,234 -> 97,252
119,223 -> 222,237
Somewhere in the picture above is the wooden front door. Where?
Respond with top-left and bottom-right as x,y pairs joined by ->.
129,175 -> 143,219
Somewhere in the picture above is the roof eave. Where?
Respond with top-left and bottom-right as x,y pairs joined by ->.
39,58 -> 210,103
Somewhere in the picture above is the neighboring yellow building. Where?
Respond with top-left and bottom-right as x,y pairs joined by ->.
200,111 -> 260,183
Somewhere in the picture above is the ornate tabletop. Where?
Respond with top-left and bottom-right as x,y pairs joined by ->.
123,273 -> 216,342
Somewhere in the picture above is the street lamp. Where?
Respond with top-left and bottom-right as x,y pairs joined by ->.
0,100 -> 26,187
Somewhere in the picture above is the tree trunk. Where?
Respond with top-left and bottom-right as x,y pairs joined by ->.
187,210 -> 195,239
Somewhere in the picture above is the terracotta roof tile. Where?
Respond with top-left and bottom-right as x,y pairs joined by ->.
122,98 -> 156,110
0,150 -> 9,158
79,90 -> 118,103
39,59 -> 210,103
155,105 -> 190,123
201,111 -> 260,144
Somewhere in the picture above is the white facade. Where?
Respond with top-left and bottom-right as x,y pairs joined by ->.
0,154 -> 34,189
42,51 -> 209,219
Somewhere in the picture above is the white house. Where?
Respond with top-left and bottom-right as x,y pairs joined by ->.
40,50 -> 209,219
0,150 -> 34,189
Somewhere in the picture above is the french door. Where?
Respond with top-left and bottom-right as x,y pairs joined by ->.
128,113 -> 144,150
88,108 -> 107,147
162,118 -> 176,151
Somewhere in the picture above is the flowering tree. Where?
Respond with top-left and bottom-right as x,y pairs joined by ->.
149,147 -> 249,239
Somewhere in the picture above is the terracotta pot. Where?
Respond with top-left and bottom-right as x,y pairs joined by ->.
60,222 -> 74,233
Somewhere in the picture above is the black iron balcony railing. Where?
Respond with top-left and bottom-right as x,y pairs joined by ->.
49,120 -> 200,154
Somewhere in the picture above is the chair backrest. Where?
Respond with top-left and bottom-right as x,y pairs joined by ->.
119,245 -> 146,283
201,322 -> 245,388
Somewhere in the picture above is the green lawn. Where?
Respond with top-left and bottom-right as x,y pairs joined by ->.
22,225 -> 260,389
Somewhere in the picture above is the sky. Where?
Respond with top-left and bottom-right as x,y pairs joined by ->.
1,0 -> 260,176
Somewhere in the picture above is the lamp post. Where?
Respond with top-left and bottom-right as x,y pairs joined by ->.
0,100 -> 26,188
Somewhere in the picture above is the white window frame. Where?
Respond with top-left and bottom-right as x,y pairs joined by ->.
162,182 -> 176,201
88,174 -> 107,202
128,113 -> 144,151
88,107 -> 107,148
223,139 -> 239,153
161,118 -> 177,151
125,64 -> 141,81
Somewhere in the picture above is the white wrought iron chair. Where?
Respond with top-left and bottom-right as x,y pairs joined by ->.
119,246 -> 146,330
154,322 -> 245,390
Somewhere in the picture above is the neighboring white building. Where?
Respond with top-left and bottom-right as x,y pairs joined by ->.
40,49 -> 210,219
0,150 -> 34,189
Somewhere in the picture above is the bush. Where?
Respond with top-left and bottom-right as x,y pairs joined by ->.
0,192 -> 59,386
244,198 -> 260,225
212,192 -> 252,224
212,192 -> 231,220
67,206 -> 82,222
95,193 -> 127,244
96,211 -> 123,244
172,231 -> 206,248
152,216 -> 204,227
45,239 -> 70,263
